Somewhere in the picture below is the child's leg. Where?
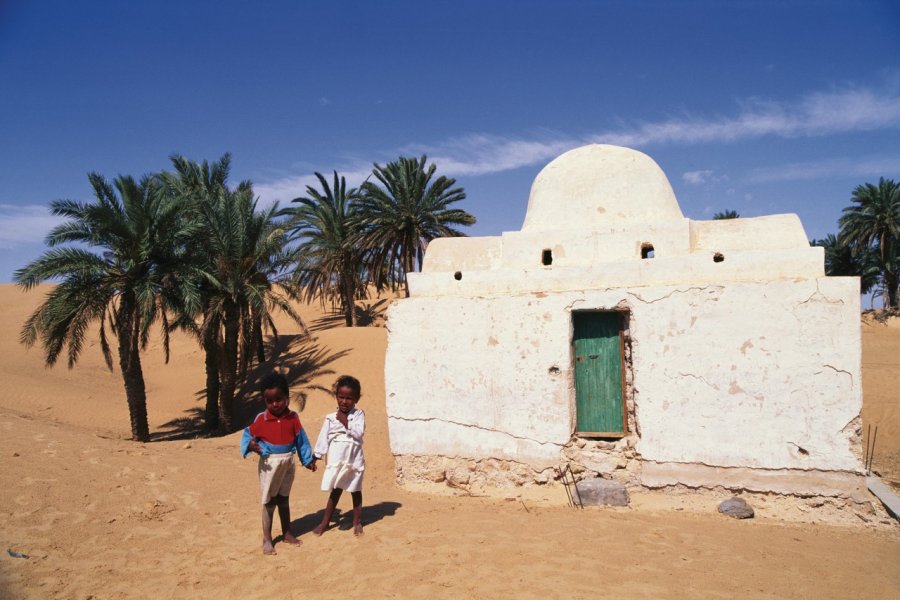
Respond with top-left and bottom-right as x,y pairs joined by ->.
262,500 -> 277,555
351,491 -> 363,536
274,495 -> 300,545
313,488 -> 343,535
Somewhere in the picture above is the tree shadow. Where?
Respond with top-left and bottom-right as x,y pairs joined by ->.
290,501 -> 402,536
309,299 -> 391,332
149,335 -> 350,442
234,334 -> 351,426
152,407 -> 214,442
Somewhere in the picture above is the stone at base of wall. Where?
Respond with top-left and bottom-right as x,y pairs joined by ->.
394,454 -> 558,490
641,461 -> 867,501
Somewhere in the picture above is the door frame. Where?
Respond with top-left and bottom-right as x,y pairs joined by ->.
571,309 -> 629,438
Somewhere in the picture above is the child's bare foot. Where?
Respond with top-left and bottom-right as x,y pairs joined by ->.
353,523 -> 364,536
283,532 -> 301,545
312,524 -> 327,536
262,540 -> 276,555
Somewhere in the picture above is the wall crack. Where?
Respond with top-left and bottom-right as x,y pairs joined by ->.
389,415 -> 564,449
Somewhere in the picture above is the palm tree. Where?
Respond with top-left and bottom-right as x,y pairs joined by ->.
838,178 -> 900,308
159,154 -> 233,430
812,234 -> 880,295
288,171 -> 367,327
14,173 -> 189,442
358,155 -> 476,297
195,182 -> 306,432
713,210 -> 740,220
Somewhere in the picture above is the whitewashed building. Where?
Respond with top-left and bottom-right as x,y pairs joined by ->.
384,144 -> 864,498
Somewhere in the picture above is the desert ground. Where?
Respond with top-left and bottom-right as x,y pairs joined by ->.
0,284 -> 897,599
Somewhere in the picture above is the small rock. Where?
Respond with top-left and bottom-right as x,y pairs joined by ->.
580,452 -> 620,474
718,497 -> 754,519
12,452 -> 19,458
533,468 -> 551,484
575,478 -> 630,507
425,467 -> 446,483
182,443 -> 192,450
446,470 -> 470,485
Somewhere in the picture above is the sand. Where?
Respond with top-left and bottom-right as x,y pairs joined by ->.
0,284 -> 897,599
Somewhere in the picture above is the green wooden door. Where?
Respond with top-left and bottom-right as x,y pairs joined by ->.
573,312 -> 625,435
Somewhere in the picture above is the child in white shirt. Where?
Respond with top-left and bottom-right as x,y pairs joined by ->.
310,375 -> 366,536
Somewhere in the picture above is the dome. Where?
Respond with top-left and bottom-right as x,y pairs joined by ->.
521,144 -> 684,231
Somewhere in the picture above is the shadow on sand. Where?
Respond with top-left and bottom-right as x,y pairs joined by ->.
308,299 -> 391,332
289,501 -> 402,537
151,334 -> 350,442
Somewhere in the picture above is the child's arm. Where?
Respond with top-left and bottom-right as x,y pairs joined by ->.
295,426 -> 316,470
240,427 -> 257,458
347,409 -> 365,443
312,416 -> 330,461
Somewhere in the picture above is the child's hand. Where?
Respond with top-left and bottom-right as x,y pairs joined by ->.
248,438 -> 262,455
305,459 -> 317,472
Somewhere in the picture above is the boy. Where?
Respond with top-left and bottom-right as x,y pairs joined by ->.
241,373 -> 316,555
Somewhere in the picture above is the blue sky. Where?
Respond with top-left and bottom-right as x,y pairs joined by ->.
1,0 -> 899,282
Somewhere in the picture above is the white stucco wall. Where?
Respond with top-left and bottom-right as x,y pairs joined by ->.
385,144 -> 864,491
386,278 -> 861,472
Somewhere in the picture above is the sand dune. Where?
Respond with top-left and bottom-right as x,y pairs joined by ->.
0,284 -> 897,599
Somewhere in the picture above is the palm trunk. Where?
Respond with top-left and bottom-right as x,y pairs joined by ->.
202,313 -> 220,431
402,249 -> 414,298
254,315 -> 266,363
886,271 -> 898,309
117,297 -> 150,442
218,300 -> 240,433
342,272 -> 356,327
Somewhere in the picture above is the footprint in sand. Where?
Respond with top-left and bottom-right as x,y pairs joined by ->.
179,491 -> 201,509
24,477 -> 58,485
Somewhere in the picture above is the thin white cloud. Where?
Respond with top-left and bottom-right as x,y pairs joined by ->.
683,170 -> 714,185
402,133 -> 578,176
253,82 -> 900,204
594,88 -> 900,147
0,204 -> 64,248
746,155 -> 900,183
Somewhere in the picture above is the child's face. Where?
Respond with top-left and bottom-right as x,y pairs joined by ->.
336,385 -> 358,414
263,387 -> 289,417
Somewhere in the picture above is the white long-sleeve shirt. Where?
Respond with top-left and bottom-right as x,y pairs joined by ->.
313,407 -> 365,461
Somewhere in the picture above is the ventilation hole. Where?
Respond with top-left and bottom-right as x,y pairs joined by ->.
542,249 -> 552,266
453,271 -> 462,281
713,253 -> 724,263
641,243 -> 655,259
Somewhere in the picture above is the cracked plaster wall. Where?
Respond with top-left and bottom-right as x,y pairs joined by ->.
385,277 -> 862,476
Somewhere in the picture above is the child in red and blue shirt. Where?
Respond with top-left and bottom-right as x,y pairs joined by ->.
240,373 -> 316,555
